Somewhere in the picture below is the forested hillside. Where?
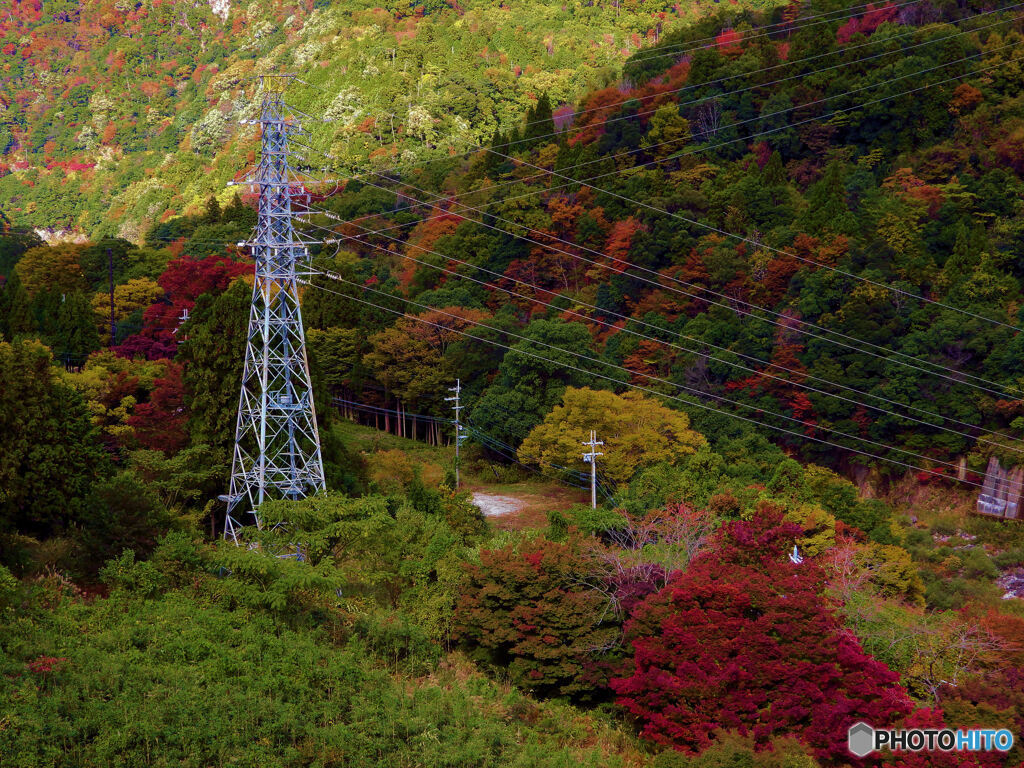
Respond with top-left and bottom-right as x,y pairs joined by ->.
5,0 -> 1024,765
0,0 -> 776,239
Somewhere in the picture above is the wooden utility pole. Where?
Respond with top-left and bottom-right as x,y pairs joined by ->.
582,430 -> 604,509
445,379 -> 464,488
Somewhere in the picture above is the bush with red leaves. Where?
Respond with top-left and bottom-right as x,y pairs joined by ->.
611,511 -> 913,762
26,655 -> 66,675
881,708 -> 1006,768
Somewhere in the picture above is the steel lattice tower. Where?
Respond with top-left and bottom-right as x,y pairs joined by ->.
222,75 -> 325,543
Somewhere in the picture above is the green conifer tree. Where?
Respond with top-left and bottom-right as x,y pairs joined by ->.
204,195 -> 222,224
0,270 -> 35,340
762,150 -> 787,187
53,291 -> 101,365
178,278 -> 250,459
0,339 -> 108,545
523,93 -> 555,146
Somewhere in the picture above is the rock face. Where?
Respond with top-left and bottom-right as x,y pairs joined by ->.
998,568 -> 1024,600
34,228 -> 87,245
210,0 -> 230,22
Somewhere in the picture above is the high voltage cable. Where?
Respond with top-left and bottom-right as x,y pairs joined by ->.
300,274 -> 985,488
299,134 -> 1024,406
147,45 -> 1024,412
295,210 -> 1024,456
130,218 -> 1024,444
299,39 -> 1024,342
306,266 -> 972,477
376,44 -> 1024,335
302,3 -> 1017,163
326,76 -> 1024,397
240,26 -> 1021,280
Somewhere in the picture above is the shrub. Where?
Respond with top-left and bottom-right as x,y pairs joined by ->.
453,535 -> 621,700
612,511 -> 912,761
99,549 -> 163,599
352,609 -> 440,675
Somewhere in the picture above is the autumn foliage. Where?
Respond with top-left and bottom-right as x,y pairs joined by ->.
612,511 -> 914,762
453,535 -> 620,699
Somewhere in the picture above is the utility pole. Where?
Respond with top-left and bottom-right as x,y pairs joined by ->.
582,430 -> 604,509
445,379 -> 465,488
219,74 -> 325,543
107,246 -> 115,345
173,307 -> 189,345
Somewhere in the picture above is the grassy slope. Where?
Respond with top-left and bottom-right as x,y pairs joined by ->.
334,418 -> 590,525
0,581 -> 650,768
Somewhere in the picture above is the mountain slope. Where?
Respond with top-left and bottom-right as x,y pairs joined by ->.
0,0 -> 782,240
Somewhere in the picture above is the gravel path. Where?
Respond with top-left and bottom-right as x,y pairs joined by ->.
471,493 -> 525,517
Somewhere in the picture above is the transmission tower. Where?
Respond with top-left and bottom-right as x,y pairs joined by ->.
221,75 -> 325,543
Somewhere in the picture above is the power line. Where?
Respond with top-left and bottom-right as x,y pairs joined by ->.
297,43 -> 1024,359
305,268 -> 976,477
299,117 -> 1024,405
339,4 -> 1020,162
306,264 -> 971,476
297,213 -> 1024,456
306,75 -> 1024,402
300,274 -> 984,488
363,43 -> 1024,337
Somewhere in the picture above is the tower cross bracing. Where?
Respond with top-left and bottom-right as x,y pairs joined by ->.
222,76 -> 325,543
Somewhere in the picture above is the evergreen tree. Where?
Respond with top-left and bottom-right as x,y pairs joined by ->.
53,291 -> 101,364
523,93 -> 554,147
943,222 -> 973,280
469,319 -> 615,448
222,193 -> 255,227
762,150 -> 787,187
178,278 -> 250,460
801,160 -> 856,235
204,195 -> 222,224
31,289 -> 62,342
0,229 -> 43,278
0,339 -> 108,546
78,238 -> 137,292
0,270 -> 35,340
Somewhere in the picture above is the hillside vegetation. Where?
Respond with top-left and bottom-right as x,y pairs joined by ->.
0,0 -> 779,239
5,0 -> 1024,765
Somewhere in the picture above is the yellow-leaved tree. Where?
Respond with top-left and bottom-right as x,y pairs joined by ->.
90,277 -> 163,343
517,387 -> 705,485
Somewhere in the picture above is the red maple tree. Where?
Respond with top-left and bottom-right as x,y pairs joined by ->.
612,511 -> 913,762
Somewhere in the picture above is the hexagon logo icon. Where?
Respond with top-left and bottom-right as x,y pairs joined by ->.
848,722 -> 875,757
